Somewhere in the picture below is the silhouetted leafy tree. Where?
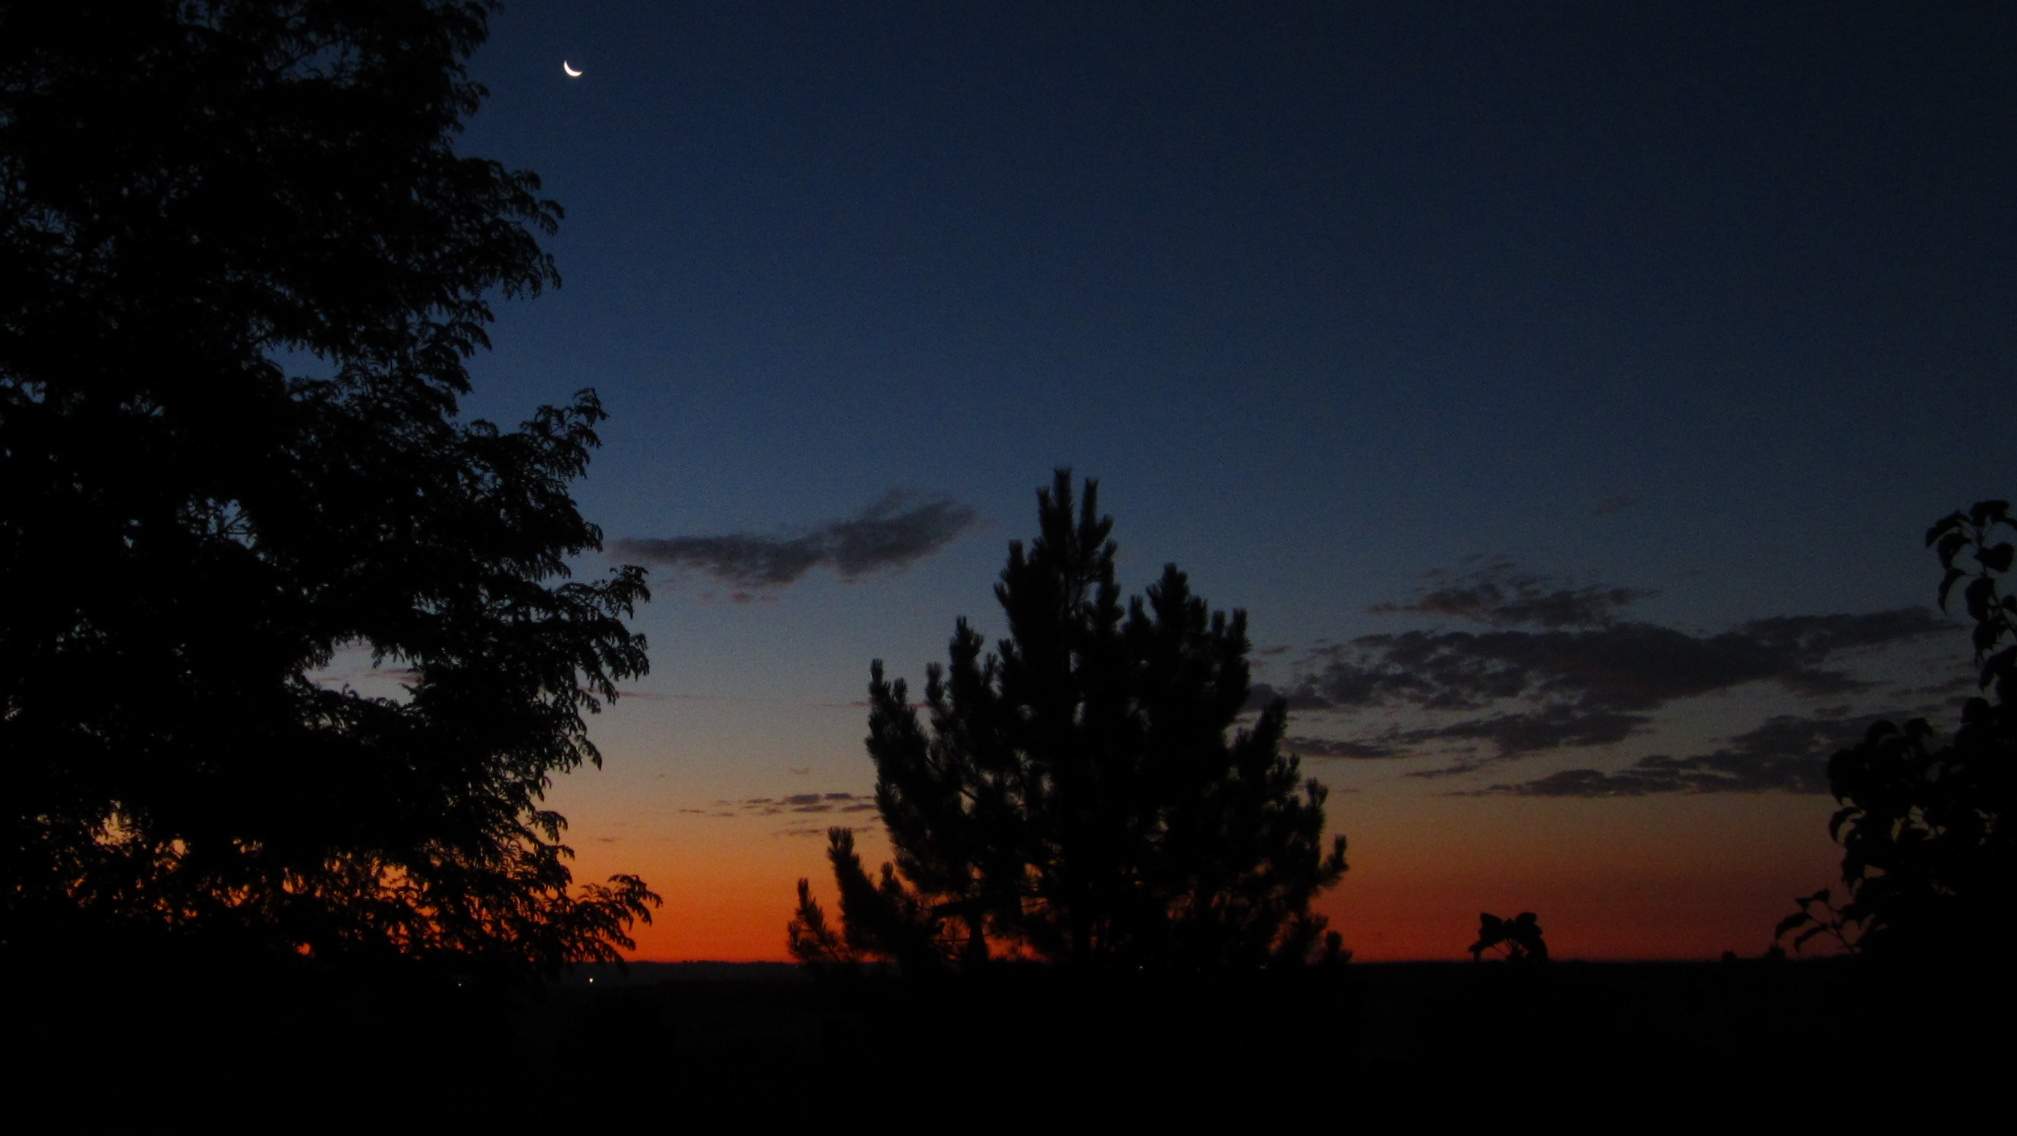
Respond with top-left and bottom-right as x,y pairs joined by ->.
1469,912 -> 1548,963
1778,500 -> 2014,962
1,1 -> 657,977
793,471 -> 1348,970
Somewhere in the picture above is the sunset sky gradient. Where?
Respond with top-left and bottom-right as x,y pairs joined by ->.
324,1 -> 2015,961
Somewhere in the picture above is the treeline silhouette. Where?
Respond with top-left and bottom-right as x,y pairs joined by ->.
6,1 -> 2012,1122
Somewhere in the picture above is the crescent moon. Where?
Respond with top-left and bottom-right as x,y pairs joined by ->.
563,60 -> 583,78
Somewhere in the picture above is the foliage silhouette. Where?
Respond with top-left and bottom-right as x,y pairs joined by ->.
1469,911 -> 1548,963
791,471 -> 1348,970
1773,888 -> 1859,957
1778,499 -> 2014,962
1,0 -> 657,977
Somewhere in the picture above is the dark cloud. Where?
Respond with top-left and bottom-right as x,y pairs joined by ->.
1594,495 -> 1638,516
1478,752 -> 1829,798
690,792 -> 874,817
1287,706 -> 1647,765
1469,711 -> 1895,797
1899,674 -> 1978,699
1268,565 -> 1953,780
1293,705 -> 1651,778
1369,558 -> 1654,629
1776,668 -> 1870,697
1395,706 -> 1650,756
615,490 -> 977,589
1284,735 -> 1406,760
1735,609 -> 1963,660
1279,608 -> 1951,717
1405,760 -> 1488,781
1724,713 -> 1890,759
1245,681 -> 1338,714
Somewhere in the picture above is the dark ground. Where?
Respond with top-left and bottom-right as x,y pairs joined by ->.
18,955 -> 2005,1126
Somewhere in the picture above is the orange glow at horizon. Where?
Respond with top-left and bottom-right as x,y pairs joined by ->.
562,786 -> 1846,964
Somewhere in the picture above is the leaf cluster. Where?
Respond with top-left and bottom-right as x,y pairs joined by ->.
1930,500 -> 2017,700
1772,888 -> 1858,957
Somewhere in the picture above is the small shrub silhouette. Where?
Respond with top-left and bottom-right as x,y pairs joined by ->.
1469,911 -> 1548,963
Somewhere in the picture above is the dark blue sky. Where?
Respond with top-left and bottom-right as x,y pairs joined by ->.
420,1 -> 2014,958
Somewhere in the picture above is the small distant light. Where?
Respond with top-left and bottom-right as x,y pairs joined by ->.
587,976 -> 595,984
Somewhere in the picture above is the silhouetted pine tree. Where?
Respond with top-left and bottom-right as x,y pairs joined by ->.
790,471 -> 1347,970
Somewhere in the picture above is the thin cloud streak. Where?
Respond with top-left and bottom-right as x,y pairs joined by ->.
679,792 -> 879,820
